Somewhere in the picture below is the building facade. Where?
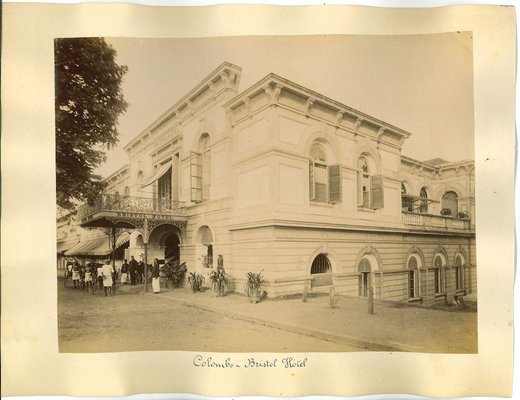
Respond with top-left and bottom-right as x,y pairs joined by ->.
72,62 -> 476,305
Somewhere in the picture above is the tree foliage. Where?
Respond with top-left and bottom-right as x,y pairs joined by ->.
55,38 -> 128,209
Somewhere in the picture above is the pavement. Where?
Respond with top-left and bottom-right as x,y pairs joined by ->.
117,282 -> 478,353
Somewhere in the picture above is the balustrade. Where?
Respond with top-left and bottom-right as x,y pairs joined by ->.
77,194 -> 187,220
402,212 -> 470,231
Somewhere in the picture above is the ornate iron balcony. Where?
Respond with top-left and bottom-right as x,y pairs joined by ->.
77,194 -> 187,222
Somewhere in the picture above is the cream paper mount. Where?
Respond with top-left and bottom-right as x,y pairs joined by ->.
1,3 -> 516,398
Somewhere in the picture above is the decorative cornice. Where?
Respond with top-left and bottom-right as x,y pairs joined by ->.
223,73 -> 412,141
124,62 -> 242,151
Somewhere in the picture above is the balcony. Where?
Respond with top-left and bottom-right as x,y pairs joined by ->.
77,194 -> 187,228
402,211 -> 471,232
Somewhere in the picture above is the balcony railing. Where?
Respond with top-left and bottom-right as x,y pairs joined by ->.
77,194 -> 187,220
402,212 -> 470,230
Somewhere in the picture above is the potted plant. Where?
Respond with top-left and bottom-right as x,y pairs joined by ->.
458,211 -> 469,219
440,208 -> 452,216
208,267 -> 231,297
187,272 -> 204,293
162,260 -> 187,288
244,271 -> 267,304
200,255 -> 213,269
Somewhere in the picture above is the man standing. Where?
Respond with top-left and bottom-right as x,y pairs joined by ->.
129,256 -> 138,286
138,259 -> 145,284
102,259 -> 113,296
121,259 -> 129,284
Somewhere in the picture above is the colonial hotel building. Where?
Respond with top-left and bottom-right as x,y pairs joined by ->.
63,62 -> 476,305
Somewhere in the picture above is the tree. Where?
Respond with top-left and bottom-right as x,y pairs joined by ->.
55,38 -> 128,209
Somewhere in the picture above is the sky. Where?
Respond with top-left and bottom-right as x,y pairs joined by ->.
97,33 -> 474,177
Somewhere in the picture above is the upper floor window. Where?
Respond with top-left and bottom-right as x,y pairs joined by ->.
137,170 -> 144,186
419,187 -> 429,213
190,134 -> 211,203
401,182 -> 413,212
124,186 -> 130,197
309,143 -> 341,204
357,155 -> 383,210
441,191 -> 458,217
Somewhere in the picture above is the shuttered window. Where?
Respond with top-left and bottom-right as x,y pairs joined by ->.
370,175 -> 384,209
309,161 -> 315,200
308,143 -> 342,205
203,149 -> 211,201
328,164 -> 342,203
190,151 -> 203,203
357,158 -> 383,209
314,163 -> 328,202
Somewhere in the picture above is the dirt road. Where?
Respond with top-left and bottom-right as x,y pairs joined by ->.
58,281 -> 363,353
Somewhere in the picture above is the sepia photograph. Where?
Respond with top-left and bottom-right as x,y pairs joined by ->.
55,34 -> 477,354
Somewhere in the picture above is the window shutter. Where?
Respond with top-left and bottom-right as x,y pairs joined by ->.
328,164 -> 342,204
203,149 -> 211,201
309,160 -> 316,200
190,152 -> 203,203
357,171 -> 364,207
370,175 -> 384,209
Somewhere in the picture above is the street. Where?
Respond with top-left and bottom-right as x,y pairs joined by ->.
58,280 -> 363,353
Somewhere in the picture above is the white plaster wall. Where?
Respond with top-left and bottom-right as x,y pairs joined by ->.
279,115 -> 307,146
235,164 -> 270,208
279,164 -> 305,205
236,118 -> 269,154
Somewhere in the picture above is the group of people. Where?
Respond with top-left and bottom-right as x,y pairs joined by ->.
120,256 -> 146,286
67,260 -> 119,296
66,256 -> 160,295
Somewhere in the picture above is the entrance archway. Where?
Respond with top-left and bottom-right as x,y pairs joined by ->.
164,233 -> 180,264
148,224 -> 183,264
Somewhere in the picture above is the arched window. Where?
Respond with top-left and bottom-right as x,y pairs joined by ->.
310,253 -> 332,287
455,254 -> 464,290
407,256 -> 419,298
433,255 -> 445,294
311,253 -> 331,274
309,142 -> 341,204
309,144 -> 328,203
419,187 -> 429,213
401,182 -> 413,212
442,191 -> 458,217
137,171 -> 144,185
358,257 -> 372,297
124,186 -> 130,197
357,155 -> 383,210
190,134 -> 211,203
197,225 -> 214,268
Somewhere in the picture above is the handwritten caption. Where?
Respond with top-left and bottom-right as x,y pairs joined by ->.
193,355 -> 308,369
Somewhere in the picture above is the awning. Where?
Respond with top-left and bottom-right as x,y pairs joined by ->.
115,232 -> 131,248
64,232 -> 131,257
141,163 -> 171,188
64,237 -> 109,256
57,238 -> 80,253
